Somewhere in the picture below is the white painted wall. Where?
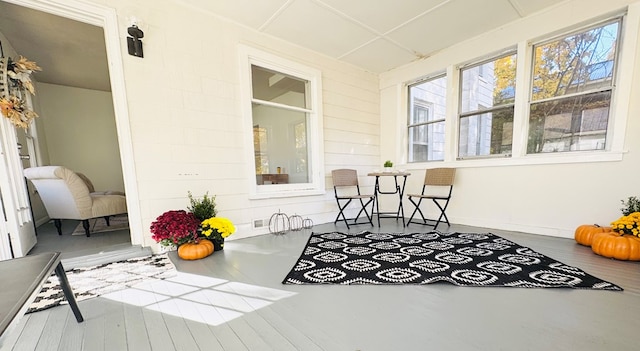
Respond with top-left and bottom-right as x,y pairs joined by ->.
35,83 -> 124,192
379,0 -> 640,238
65,0 -> 380,250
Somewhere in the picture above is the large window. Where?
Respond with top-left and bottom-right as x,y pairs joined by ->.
527,19 -> 620,154
459,52 -> 517,158
251,65 -> 310,185
408,75 -> 447,162
240,46 -> 324,197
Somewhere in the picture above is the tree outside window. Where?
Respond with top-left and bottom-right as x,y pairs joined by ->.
458,52 -> 517,158
527,19 -> 620,153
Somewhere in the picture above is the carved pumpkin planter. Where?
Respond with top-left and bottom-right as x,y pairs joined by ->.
591,232 -> 640,261
574,224 -> 612,247
178,239 -> 215,260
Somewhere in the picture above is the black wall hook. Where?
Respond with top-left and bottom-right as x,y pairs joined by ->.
127,25 -> 144,58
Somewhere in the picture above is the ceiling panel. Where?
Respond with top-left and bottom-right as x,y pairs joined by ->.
387,0 -> 521,56
319,0 -> 448,34
340,38 -> 417,73
177,0 -> 289,29
263,0 -> 377,58
510,0 -> 566,16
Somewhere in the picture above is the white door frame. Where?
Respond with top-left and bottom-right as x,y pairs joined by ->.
4,0 -> 143,247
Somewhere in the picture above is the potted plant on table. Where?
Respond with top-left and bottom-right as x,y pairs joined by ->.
383,160 -> 393,172
150,210 -> 214,260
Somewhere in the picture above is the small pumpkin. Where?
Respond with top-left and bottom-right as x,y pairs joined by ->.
178,239 -> 214,260
574,224 -> 612,247
591,232 -> 640,261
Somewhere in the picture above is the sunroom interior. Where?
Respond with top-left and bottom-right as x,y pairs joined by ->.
1,0 -> 639,349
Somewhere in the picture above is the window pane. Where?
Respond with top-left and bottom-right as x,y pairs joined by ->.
252,103 -> 309,184
458,107 -> 514,158
408,76 -> 447,124
408,122 -> 445,162
532,21 -> 618,101
408,75 -> 447,162
251,65 -> 308,109
527,91 -> 610,153
461,53 -> 516,113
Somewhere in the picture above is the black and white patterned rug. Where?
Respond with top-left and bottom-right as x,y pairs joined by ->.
282,231 -> 622,290
27,253 -> 177,314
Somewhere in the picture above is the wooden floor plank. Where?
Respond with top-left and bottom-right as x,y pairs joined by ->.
57,312 -> 84,351
31,307 -> 67,351
123,304 -> 152,351
103,300 -> 127,351
80,299 -> 107,351
5,313 -> 40,351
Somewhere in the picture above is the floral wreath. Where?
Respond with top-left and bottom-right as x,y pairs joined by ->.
0,55 -> 41,129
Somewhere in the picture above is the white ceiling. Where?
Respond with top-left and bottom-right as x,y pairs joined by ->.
182,0 -> 567,72
0,0 -> 566,91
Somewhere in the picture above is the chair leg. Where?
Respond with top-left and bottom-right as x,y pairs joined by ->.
54,219 -> 62,235
334,199 -> 352,229
82,220 -> 91,237
104,216 -> 111,226
356,198 -> 374,226
407,197 -> 426,226
432,199 -> 451,230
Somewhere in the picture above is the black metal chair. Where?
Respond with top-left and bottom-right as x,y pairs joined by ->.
407,168 -> 456,230
331,169 -> 374,229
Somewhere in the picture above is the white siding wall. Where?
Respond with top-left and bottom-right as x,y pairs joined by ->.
380,0 -> 640,238
76,0 -> 379,249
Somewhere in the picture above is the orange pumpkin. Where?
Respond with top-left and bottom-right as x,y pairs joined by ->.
591,232 -> 640,261
574,224 -> 612,247
178,239 -> 215,260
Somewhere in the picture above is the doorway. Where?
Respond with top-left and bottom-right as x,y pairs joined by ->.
0,0 -> 142,259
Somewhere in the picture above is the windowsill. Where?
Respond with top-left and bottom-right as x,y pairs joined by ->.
249,188 -> 326,200
408,150 -> 625,169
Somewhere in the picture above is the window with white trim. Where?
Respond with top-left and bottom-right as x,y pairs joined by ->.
459,52 -> 517,158
527,19 -> 621,154
408,75 -> 447,162
240,46 -> 324,198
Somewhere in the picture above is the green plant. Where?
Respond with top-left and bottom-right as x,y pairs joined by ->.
383,160 -> 393,168
187,191 -> 217,222
620,196 -> 640,216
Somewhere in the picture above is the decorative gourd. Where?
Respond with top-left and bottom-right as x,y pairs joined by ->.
591,232 -> 640,261
289,214 -> 304,231
269,210 -> 289,235
574,224 -> 612,247
303,218 -> 314,229
178,239 -> 215,260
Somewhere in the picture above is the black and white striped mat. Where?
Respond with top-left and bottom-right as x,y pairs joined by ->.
27,253 -> 176,313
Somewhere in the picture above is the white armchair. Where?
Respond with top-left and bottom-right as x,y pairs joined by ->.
24,166 -> 127,237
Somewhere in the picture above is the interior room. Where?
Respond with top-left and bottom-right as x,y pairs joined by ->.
0,0 -> 638,350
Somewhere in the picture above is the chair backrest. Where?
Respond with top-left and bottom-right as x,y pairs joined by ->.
332,169 -> 359,187
75,172 -> 95,193
24,166 -> 93,219
424,168 -> 455,186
